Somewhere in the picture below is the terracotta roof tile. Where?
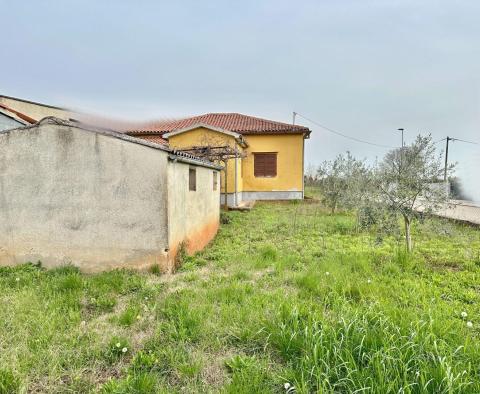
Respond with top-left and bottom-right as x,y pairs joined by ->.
127,113 -> 310,137
135,134 -> 168,146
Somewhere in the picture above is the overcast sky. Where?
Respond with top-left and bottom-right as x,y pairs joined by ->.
2,0 -> 479,199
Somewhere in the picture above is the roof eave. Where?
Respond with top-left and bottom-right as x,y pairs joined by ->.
1,117 -> 219,170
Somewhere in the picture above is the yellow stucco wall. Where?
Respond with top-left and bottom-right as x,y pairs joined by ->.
167,127 -> 242,193
168,128 -> 305,194
242,134 -> 304,192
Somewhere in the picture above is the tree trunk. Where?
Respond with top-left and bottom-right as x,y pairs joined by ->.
404,215 -> 412,252
331,201 -> 337,214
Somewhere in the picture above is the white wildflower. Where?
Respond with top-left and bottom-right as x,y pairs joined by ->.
284,382 -> 291,390
461,311 -> 468,318
325,271 -> 330,276
367,279 -> 372,284
116,342 -> 121,348
466,321 -> 473,328
122,347 -> 128,353
15,277 -> 20,282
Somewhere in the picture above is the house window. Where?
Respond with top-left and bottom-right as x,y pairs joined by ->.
254,153 -> 277,177
189,168 -> 196,191
213,171 -> 218,191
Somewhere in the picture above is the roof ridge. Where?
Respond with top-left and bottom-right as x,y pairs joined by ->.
215,112 -> 298,127
0,94 -> 67,110
126,112 -> 311,136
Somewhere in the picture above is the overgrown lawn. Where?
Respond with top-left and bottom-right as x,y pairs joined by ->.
1,200 -> 480,393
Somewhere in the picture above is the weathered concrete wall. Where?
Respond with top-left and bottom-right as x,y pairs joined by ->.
0,121 -> 171,272
167,160 -> 220,264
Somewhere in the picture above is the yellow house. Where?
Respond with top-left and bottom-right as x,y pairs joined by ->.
129,113 -> 311,207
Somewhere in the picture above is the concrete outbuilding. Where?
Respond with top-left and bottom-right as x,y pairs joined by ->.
0,117 -> 221,272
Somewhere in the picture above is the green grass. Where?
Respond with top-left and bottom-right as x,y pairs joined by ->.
1,201 -> 480,393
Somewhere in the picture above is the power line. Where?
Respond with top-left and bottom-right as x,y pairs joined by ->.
296,112 -> 479,150
443,136 -> 479,180
295,112 -> 397,149
451,138 -> 479,145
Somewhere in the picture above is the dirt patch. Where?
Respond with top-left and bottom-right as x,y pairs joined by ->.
428,261 -> 464,272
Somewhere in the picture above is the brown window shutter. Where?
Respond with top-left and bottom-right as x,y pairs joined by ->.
254,153 -> 277,177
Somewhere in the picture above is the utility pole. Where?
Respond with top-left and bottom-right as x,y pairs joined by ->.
397,128 -> 404,147
442,136 -> 478,181
444,136 -> 451,181
397,128 -> 405,175
292,111 -> 297,125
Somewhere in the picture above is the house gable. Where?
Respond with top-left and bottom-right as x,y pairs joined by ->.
167,126 -> 242,150
165,124 -> 248,148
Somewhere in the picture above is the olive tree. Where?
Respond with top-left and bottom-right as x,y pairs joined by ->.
316,152 -> 368,213
371,134 -> 452,252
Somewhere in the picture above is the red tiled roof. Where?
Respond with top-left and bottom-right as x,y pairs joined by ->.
135,134 -> 168,146
127,113 -> 310,137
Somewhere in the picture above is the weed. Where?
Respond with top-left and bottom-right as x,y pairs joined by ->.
101,373 -> 159,394
117,305 -> 141,327
220,212 -> 232,224
157,294 -> 203,342
130,351 -> 159,373
0,369 -> 20,394
86,294 -> 117,314
148,264 -> 161,276
225,355 -> 276,393
105,337 -> 131,363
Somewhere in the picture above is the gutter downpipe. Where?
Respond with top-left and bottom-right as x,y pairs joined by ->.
302,135 -> 305,199
234,144 -> 238,207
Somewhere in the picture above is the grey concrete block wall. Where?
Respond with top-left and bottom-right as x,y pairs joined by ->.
167,160 -> 220,261
0,118 -> 221,272
0,120 -> 172,271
